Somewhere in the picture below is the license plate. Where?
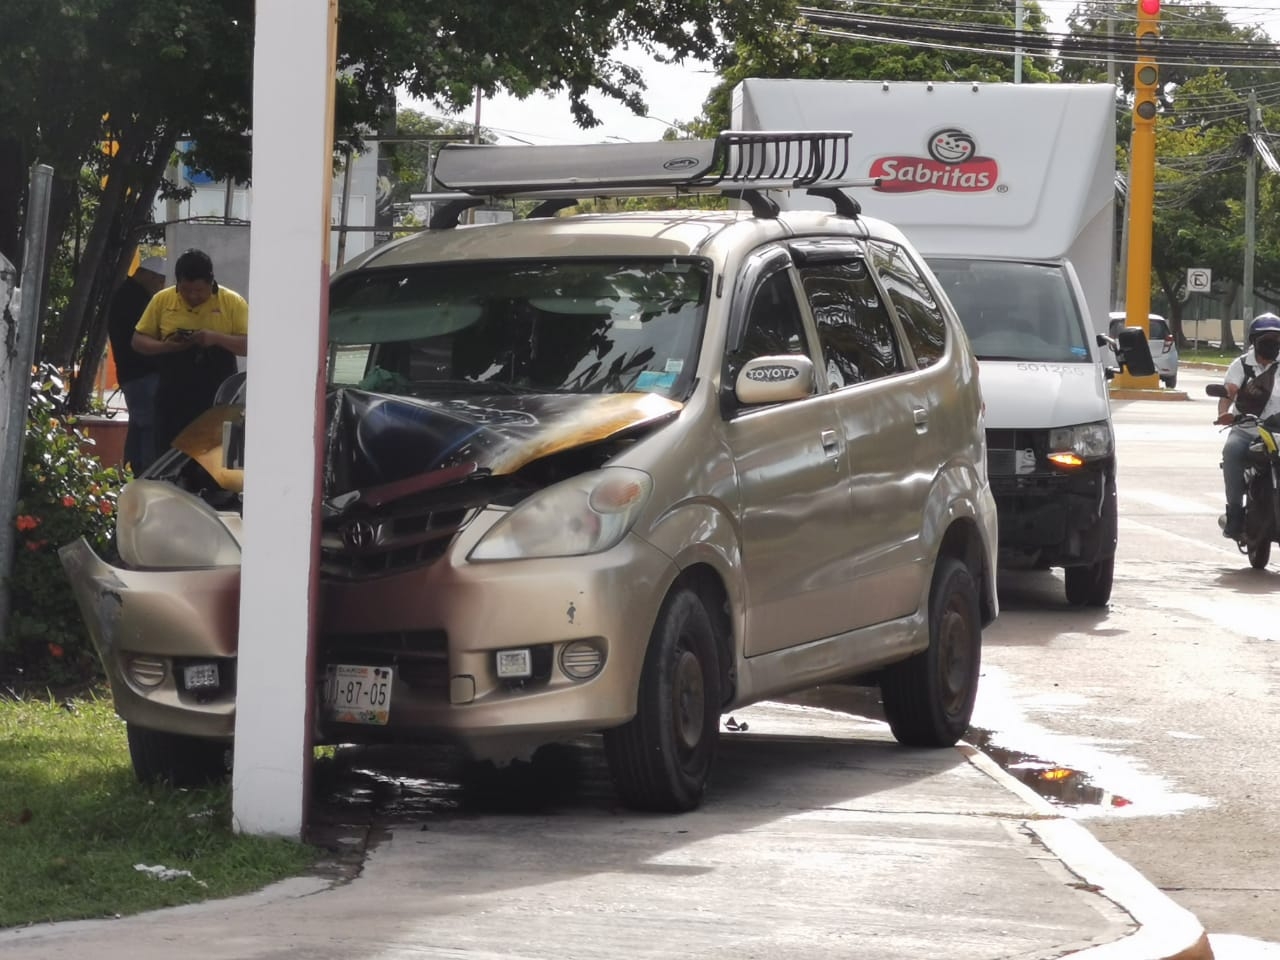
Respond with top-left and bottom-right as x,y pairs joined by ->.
183,663 -> 220,690
322,665 -> 393,725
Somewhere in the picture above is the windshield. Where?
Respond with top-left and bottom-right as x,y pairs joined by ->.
925,259 -> 1091,363
327,258 -> 710,399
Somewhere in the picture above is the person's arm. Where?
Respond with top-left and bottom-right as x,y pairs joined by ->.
190,329 -> 247,356
132,330 -> 196,355
1215,381 -> 1239,424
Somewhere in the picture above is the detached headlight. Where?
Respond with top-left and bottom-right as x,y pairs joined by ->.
116,480 -> 241,569
470,468 -> 653,561
1048,420 -> 1114,465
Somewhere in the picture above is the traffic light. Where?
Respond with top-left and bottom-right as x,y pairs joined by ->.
1134,0 -> 1160,126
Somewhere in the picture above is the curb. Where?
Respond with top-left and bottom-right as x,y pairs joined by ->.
959,744 -> 1213,960
1109,387 -> 1191,402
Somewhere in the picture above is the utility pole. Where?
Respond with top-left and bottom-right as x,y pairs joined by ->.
1115,0 -> 1161,389
1243,88 -> 1258,325
1107,14 -> 1117,87
1014,0 -> 1024,83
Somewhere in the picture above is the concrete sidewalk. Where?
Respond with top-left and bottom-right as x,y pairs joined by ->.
0,700 -> 1210,960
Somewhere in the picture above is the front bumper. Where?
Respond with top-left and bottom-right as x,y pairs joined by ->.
58,538 -> 240,738
60,530 -> 678,757
985,431 -> 1116,568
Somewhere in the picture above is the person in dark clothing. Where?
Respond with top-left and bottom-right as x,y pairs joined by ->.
132,249 -> 248,456
107,256 -> 166,473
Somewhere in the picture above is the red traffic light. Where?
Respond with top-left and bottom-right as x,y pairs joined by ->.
1139,0 -> 1160,14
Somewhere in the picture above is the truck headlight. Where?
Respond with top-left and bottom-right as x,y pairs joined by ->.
116,480 -> 242,569
470,468 -> 653,561
1048,420 -> 1114,464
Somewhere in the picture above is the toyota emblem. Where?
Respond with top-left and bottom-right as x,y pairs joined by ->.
342,520 -> 377,552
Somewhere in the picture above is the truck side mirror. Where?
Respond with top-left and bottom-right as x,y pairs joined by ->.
1096,329 -> 1156,378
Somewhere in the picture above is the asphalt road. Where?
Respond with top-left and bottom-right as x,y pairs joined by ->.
970,368 -> 1280,953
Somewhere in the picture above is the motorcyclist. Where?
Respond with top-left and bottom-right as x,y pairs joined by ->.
1215,312 -> 1280,538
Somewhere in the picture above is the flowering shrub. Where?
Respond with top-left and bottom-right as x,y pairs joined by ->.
3,365 -> 125,686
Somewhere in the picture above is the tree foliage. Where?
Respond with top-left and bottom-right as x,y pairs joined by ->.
693,0 -> 1055,135
0,0 -> 792,406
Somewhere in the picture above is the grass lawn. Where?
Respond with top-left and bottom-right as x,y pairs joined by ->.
0,691 -> 317,929
1179,345 -> 1237,365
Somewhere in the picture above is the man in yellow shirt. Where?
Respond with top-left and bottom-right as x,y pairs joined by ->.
133,248 -> 248,455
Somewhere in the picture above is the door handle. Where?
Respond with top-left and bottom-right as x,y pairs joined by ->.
821,429 -> 840,460
913,407 -> 929,433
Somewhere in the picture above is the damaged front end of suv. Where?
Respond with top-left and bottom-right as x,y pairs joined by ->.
60,254 -> 706,786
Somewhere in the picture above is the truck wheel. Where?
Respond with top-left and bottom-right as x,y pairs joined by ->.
604,587 -> 721,812
880,558 -> 981,747
1064,555 -> 1115,606
126,723 -> 231,787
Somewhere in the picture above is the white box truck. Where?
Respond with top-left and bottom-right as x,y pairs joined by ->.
732,79 -> 1124,606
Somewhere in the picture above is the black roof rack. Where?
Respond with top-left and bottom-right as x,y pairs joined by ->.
415,131 -> 875,229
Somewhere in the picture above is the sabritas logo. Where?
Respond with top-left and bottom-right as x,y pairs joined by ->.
869,127 -> 998,193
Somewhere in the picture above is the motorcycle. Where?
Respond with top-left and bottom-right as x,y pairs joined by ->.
1206,382 -> 1280,569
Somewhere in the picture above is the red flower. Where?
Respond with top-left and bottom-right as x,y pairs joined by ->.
14,515 -> 39,532
25,540 -> 46,552
62,495 -> 77,508
99,500 -> 113,516
47,643 -> 64,659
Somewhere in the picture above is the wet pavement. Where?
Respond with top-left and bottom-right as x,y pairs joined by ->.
3,696 -> 1210,960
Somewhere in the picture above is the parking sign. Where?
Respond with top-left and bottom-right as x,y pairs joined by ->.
1187,267 -> 1212,293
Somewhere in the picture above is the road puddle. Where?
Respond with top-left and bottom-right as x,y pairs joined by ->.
968,727 -> 1135,810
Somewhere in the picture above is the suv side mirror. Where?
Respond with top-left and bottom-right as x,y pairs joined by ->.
1096,328 -> 1157,378
734,355 -> 815,406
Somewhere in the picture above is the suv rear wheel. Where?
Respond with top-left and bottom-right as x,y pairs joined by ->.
604,587 -> 721,812
880,558 -> 981,747
127,723 -> 231,787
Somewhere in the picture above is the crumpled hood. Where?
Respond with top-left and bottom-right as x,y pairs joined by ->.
324,388 -> 683,499
978,361 -> 1110,430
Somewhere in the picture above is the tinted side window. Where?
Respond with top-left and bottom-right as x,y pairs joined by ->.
871,241 -> 948,368
797,259 -> 904,389
726,267 -> 809,386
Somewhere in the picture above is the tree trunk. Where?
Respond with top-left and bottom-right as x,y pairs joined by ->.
1221,282 -> 1239,354
0,138 -> 26,267
66,127 -> 172,412
1156,270 -> 1189,348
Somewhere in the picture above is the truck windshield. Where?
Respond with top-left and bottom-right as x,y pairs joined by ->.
326,258 -> 710,399
925,259 -> 1091,363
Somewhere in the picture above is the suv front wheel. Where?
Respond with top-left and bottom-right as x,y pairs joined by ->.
127,723 -> 232,787
879,557 -> 981,747
604,587 -> 721,812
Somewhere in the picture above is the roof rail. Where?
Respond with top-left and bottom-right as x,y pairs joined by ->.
416,131 -> 872,228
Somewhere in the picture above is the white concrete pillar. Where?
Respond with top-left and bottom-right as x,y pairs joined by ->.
233,0 -> 338,837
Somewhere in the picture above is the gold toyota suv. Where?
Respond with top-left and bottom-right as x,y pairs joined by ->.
61,132 -> 998,811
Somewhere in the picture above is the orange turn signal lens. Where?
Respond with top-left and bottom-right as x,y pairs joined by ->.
1048,452 -> 1085,468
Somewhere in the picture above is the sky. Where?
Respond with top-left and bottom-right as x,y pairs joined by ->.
409,2 -> 1280,147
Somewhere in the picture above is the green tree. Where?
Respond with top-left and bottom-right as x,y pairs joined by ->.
0,0 -> 793,407
693,0 -> 1056,136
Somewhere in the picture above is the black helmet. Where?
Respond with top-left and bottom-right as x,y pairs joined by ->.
1248,312 -> 1280,344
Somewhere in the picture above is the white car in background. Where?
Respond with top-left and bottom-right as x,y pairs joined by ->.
1109,311 -> 1179,388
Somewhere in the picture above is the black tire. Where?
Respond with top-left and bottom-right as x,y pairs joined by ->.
1064,554 -> 1115,607
604,587 -> 721,812
126,723 -> 231,787
880,558 -> 981,748
1164,374 -> 1177,389
1065,474 -> 1117,607
1248,537 -> 1271,570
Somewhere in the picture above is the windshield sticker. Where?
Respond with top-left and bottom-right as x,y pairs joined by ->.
637,370 -> 678,391
1071,346 -> 1087,357
664,359 -> 684,374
